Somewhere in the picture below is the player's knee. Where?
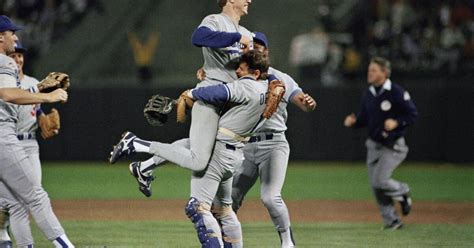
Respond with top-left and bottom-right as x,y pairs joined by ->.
261,194 -> 283,210
184,197 -> 221,247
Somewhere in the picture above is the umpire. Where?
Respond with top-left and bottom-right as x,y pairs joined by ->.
344,57 -> 418,230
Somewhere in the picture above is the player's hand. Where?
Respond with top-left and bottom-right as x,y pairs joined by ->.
344,113 -> 356,127
196,68 -> 206,81
301,93 -> 316,111
47,89 -> 68,103
384,118 -> 398,131
240,35 -> 251,53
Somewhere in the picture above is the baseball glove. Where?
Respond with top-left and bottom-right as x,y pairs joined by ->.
38,108 -> 60,139
37,72 -> 70,93
176,90 -> 195,123
143,94 -> 176,126
263,80 -> 285,119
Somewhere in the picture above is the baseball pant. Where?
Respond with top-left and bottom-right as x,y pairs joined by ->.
0,139 -> 40,246
192,141 -> 243,248
148,101 -> 218,172
232,133 -> 293,238
366,137 -> 409,225
0,132 -> 65,241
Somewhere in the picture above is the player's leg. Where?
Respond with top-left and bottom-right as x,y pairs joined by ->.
6,140 -> 43,247
366,139 -> 401,228
213,178 -> 242,248
138,138 -> 190,175
258,140 -> 295,247
214,145 -> 244,248
0,142 -> 74,247
129,139 -> 190,197
231,146 -> 259,212
186,151 -> 226,247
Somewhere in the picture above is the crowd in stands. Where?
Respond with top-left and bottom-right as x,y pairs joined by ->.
0,0 -> 104,72
290,0 -> 473,86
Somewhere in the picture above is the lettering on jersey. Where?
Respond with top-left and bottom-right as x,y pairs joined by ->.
260,93 -> 265,105
380,100 -> 391,111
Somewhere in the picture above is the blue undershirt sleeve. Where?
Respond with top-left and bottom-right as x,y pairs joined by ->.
191,84 -> 230,105
191,26 -> 242,48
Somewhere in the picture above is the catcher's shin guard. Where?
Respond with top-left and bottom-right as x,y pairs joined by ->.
185,198 -> 221,248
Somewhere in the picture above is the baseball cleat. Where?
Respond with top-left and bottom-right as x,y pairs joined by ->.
400,193 -> 412,216
382,219 -> 403,230
129,162 -> 154,197
109,131 -> 137,164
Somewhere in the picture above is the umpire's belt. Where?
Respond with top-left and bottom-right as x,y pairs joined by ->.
17,132 -> 36,140
248,133 -> 274,143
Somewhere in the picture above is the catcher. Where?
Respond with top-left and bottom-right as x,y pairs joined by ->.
0,41 -> 71,247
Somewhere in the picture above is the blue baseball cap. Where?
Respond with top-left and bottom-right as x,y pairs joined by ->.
0,15 -> 22,33
253,32 -> 269,48
14,41 -> 27,53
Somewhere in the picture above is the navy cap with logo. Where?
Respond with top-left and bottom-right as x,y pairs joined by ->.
0,15 -> 22,33
253,32 -> 269,48
14,41 -> 27,54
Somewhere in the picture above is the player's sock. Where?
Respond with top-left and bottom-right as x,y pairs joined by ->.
52,234 -> 74,248
279,227 -> 295,248
133,138 -> 151,153
139,158 -> 156,176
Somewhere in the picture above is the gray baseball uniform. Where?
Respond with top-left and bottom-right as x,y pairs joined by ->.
0,75 -> 41,247
231,67 -> 302,248
0,54 -> 70,245
185,13 -> 253,172
146,77 -> 268,247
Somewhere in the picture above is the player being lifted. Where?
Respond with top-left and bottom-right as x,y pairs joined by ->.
110,50 -> 274,248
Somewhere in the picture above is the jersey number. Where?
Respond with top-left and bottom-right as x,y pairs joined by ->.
260,93 -> 265,105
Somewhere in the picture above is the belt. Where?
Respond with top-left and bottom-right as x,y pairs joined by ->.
248,133 -> 274,143
225,144 -> 236,150
17,132 -> 36,140
218,127 -> 250,143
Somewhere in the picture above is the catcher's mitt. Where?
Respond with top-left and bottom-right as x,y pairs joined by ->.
38,108 -> 60,139
143,94 -> 176,126
37,72 -> 70,93
176,90 -> 195,123
263,80 -> 285,119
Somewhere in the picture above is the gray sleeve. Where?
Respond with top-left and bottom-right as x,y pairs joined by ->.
199,15 -> 221,31
226,81 -> 248,104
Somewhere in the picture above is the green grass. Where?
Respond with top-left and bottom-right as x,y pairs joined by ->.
29,221 -> 474,247
42,161 -> 474,201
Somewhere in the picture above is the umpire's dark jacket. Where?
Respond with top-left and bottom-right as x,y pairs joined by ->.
354,79 -> 418,147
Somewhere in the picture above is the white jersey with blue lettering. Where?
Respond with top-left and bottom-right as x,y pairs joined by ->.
0,54 -> 20,125
16,75 -> 40,134
198,13 -> 253,84
216,77 -> 268,146
255,67 -> 302,133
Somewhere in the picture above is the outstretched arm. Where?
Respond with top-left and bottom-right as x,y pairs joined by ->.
0,88 -> 68,105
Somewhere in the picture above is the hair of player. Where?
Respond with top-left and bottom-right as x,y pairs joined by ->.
218,0 -> 227,8
370,56 -> 391,78
240,50 -> 270,80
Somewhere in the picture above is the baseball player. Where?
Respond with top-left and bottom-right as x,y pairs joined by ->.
116,0 -> 254,197
344,57 -> 418,230
230,32 -> 316,248
0,41 -> 62,247
111,50 -> 271,247
166,0 -> 253,171
0,15 -> 74,247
